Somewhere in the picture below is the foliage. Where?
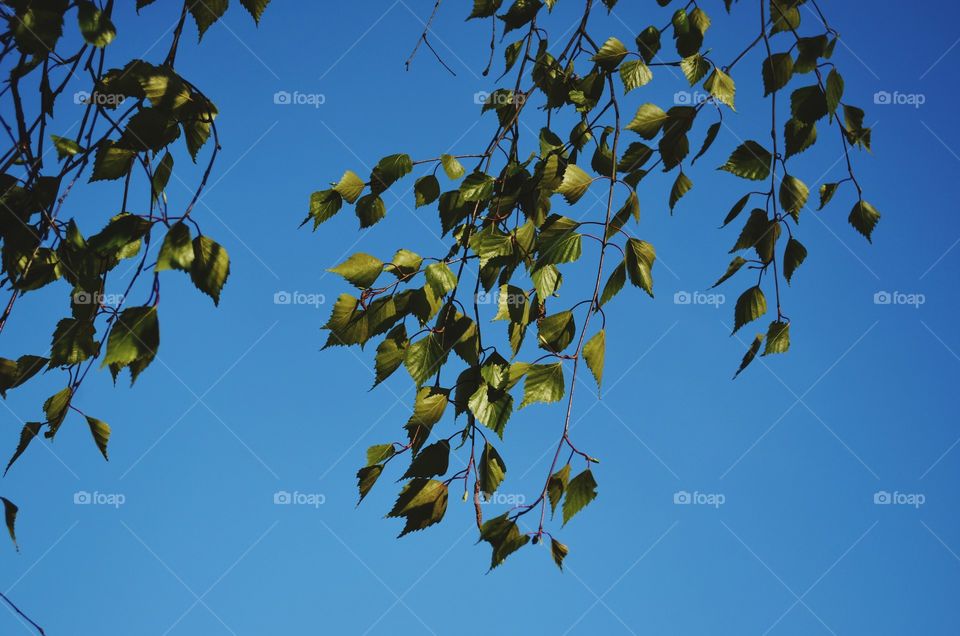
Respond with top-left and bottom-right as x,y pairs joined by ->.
0,0 -> 271,570
308,0 -> 878,570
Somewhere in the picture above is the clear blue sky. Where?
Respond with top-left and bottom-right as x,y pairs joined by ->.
1,1 -> 958,634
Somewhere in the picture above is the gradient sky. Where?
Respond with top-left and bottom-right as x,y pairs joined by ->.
1,1 -> 958,634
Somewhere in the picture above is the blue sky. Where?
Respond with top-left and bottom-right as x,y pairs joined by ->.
1,1 -> 959,634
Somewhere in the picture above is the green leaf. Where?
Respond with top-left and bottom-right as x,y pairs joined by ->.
373,324 -> 408,387
620,59 -> 653,92
0,356 -> 47,397
636,26 -> 661,63
355,194 -> 387,228
333,170 -> 365,204
480,513 -> 529,570
583,330 -> 605,388
711,256 -> 748,288
329,253 -> 384,289
790,85 -> 828,124
818,183 -> 839,210
440,154 -> 465,180
43,386 -> 72,437
762,53 -> 793,95
386,249 -> 423,279
680,54 -> 709,86
783,237 -> 807,284
5,422 -> 41,475
548,464 -> 570,515
370,153 -> 413,194
307,189 -> 343,229
405,387 -> 449,454
366,444 -> 395,466
591,37 -> 628,70
779,175 -> 809,220
1,498 -> 17,551
599,262 -> 626,306
85,416 -> 110,460
468,384 -> 514,437
849,200 -> 880,242
784,118 -> 817,158
534,232 -> 582,270
77,0 -> 116,47
704,68 -> 735,109
404,335 -> 446,386
734,334 -> 763,378
562,469 -> 597,525
102,306 -> 159,371
763,321 -> 790,355
239,0 -> 271,23
730,210 -> 779,262
49,318 -> 98,367
538,311 -> 575,352
770,0 -> 800,33
722,193 -> 751,227
733,286 -> 767,334
692,121 -> 721,164
190,236 -> 230,305
90,141 -> 135,182
669,171 -> 692,212
356,465 -> 383,504
825,69 -> 844,117
719,141 -> 771,181
520,363 -> 564,408
152,151 -> 174,202
551,538 -> 569,570
188,0 -> 228,39
414,175 -> 441,208
468,0 -> 503,19
625,238 -> 656,297
403,441 -> 450,479
555,164 -> 593,204
387,479 -> 448,537
51,135 -> 82,160
479,442 -> 507,497
497,0 -> 543,33
626,103 -> 668,139
155,222 -> 194,272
